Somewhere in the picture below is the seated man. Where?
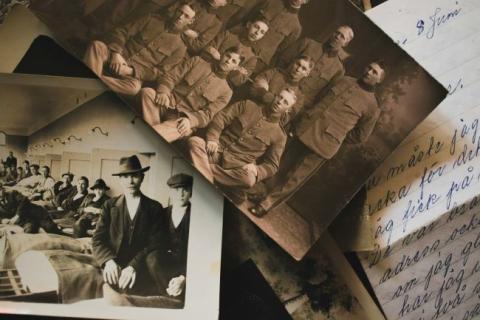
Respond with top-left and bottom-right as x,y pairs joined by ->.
0,187 -> 63,234
249,62 -> 385,216
27,165 -> 56,201
83,4 -> 194,95
51,176 -> 90,223
203,18 -> 269,87
92,155 -> 164,296
166,0 -> 224,54
33,172 -> 75,209
140,48 -> 243,142
73,179 -> 111,238
186,88 -> 297,199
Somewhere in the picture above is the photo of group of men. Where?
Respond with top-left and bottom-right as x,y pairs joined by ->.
0,149 -> 193,306
29,0 -> 446,257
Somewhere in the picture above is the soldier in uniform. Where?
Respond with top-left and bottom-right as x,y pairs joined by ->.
249,0 -> 308,72
250,55 -> 314,126
249,62 -> 386,216
203,18 -> 269,87
83,4 -> 194,95
166,0 -> 225,54
92,155 -> 164,296
140,47 -> 244,142
186,88 -> 297,196
208,0 -> 266,29
277,25 -> 355,106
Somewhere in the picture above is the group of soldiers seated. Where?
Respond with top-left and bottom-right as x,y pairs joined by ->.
0,159 -> 111,238
82,0 -> 387,217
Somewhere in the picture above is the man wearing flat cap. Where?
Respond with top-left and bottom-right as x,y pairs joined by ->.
92,155 -> 164,295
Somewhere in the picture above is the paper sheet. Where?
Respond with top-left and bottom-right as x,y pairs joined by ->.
358,0 -> 480,319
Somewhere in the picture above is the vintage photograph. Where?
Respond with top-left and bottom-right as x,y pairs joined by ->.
220,201 -> 384,320
26,0 -> 447,259
0,72 -> 223,319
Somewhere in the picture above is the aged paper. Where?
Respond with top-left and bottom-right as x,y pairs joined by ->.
358,0 -> 480,319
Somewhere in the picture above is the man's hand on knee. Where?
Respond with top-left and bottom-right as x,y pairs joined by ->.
154,92 -> 171,107
166,275 -> 186,297
177,118 -> 192,137
103,259 -> 120,286
118,266 -> 136,290
108,53 -> 127,75
206,141 -> 219,156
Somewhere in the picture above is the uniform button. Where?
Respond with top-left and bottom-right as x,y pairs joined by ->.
248,129 -> 253,134
256,123 -> 261,127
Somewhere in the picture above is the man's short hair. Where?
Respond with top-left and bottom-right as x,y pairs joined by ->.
30,164 -> 39,170
371,60 -> 387,81
23,160 -> 30,166
79,176 -> 89,185
282,87 -> 298,103
42,165 -> 50,173
338,25 -> 354,43
295,55 -> 315,70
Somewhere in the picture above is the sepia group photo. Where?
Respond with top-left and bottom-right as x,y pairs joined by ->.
0,72 -> 223,319
29,0 -> 447,258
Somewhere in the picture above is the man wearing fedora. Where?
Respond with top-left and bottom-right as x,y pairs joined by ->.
101,172 -> 193,307
73,179 -> 111,238
92,155 -> 164,295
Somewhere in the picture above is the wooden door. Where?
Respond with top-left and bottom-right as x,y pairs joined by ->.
61,152 -> 91,182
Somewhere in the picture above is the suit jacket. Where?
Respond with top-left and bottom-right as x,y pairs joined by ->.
92,194 -> 164,270
294,76 -> 381,159
155,204 -> 191,275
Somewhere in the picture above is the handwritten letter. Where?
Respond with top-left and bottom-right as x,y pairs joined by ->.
359,0 -> 480,319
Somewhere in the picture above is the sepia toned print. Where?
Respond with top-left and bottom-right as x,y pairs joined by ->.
28,0 -> 447,259
0,72 -> 223,319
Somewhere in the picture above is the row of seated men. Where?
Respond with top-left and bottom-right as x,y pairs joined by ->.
82,0 -> 386,217
0,162 -> 110,238
0,155 -> 194,301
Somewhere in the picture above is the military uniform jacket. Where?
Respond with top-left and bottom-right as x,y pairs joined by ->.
206,99 -> 287,181
252,0 -> 301,65
167,1 -> 222,53
107,14 -> 187,82
211,0 -> 263,29
157,56 -> 233,128
252,67 -> 304,118
295,76 -> 381,159
278,38 -> 346,106
92,194 -> 164,270
207,27 -> 259,86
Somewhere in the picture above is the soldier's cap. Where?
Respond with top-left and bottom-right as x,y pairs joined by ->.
112,155 -> 150,176
62,172 -> 74,180
167,173 -> 193,189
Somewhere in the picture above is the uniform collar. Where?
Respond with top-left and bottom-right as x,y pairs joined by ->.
213,64 -> 229,78
358,79 -> 376,92
262,106 -> 283,123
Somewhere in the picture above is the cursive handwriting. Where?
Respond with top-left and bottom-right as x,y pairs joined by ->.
417,4 -> 462,40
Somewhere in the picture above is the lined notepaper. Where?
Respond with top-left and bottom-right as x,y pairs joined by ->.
359,0 -> 480,319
